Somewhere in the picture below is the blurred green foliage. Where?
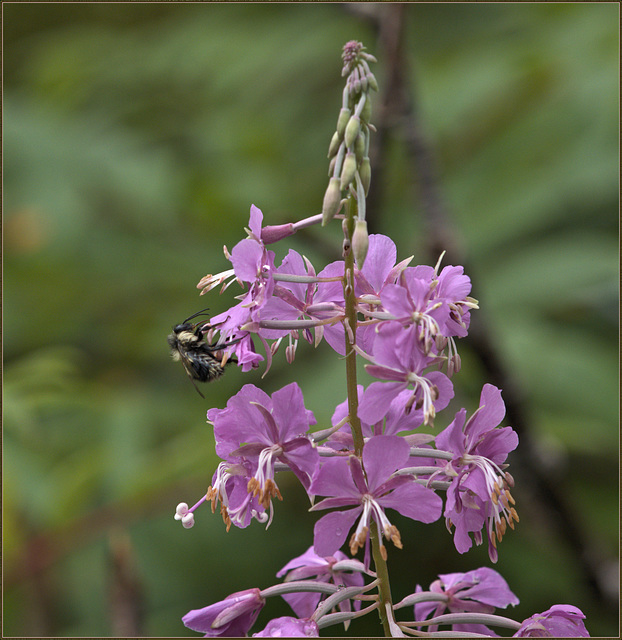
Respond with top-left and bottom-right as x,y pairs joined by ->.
3,3 -> 618,637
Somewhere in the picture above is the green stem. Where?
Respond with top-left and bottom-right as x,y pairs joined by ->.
343,195 -> 365,457
370,522 -> 394,637
343,194 -> 394,637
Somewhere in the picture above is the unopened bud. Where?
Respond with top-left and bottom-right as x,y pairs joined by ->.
366,72 -> 379,92
358,67 -> 369,92
339,152 -> 357,190
322,177 -> 342,225
261,223 -> 295,245
327,131 -> 341,159
344,115 -> 361,149
352,219 -> 369,269
336,107 -> 351,138
354,132 -> 366,161
351,67 -> 362,94
359,157 -> 371,195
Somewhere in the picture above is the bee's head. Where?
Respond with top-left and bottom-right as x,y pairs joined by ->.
173,309 -> 211,335
173,322 -> 194,334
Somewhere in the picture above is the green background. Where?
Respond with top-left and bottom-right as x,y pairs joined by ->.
3,3 -> 618,637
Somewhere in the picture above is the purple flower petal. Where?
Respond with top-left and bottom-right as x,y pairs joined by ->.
379,482 -> 442,524
231,238 -> 264,283
182,588 -> 264,637
380,283 -> 413,319
358,234 -> 397,294
310,457 -> 358,499
253,616 -> 319,637
248,204 -> 264,239
358,381 -> 407,424
271,382 -> 316,439
514,604 -> 589,637
439,567 -> 519,609
465,384 -> 506,442
277,546 -> 330,577
435,408 -> 467,455
313,509 -> 361,557
362,436 -> 410,490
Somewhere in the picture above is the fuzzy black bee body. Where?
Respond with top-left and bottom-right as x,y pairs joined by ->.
168,310 -> 240,397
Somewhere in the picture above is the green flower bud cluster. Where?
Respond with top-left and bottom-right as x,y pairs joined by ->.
322,41 -> 377,227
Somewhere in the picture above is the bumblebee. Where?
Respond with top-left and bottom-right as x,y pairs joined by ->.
168,309 -> 241,397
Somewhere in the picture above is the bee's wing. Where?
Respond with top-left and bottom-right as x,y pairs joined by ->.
177,347 -> 206,399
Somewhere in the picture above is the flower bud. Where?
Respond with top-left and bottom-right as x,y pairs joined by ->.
352,219 -> 369,269
322,177 -> 342,225
354,132 -> 366,162
261,223 -> 295,245
327,131 -> 341,159
339,151 -> 357,190
359,156 -> 371,195
366,72 -> 379,92
336,107 -> 351,138
358,65 -> 369,92
344,115 -> 361,149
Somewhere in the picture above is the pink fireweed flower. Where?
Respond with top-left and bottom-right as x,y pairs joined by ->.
276,546 -> 366,619
208,383 -> 319,512
414,567 -> 519,635
310,436 -> 442,563
379,263 -> 477,374
196,204 -> 278,371
183,588 -> 265,637
353,234 -> 412,304
380,267 -> 446,346
433,384 -> 519,562
197,204 -> 274,298
435,264 -> 477,338
206,459 -> 269,531
358,322 -> 454,425
514,604 -> 589,637
215,205 -> 276,320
